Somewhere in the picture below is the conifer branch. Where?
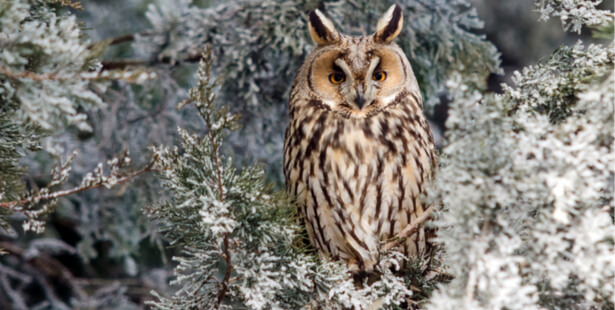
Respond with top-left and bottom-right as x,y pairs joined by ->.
202,46 -> 233,310
0,154 -> 158,209
46,0 -> 83,10
100,53 -> 203,70
212,140 -> 232,309
0,66 -> 155,83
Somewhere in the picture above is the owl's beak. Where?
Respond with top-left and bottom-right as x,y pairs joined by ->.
355,93 -> 365,109
354,85 -> 366,109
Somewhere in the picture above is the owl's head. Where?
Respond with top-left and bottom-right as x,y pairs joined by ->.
301,5 -> 420,118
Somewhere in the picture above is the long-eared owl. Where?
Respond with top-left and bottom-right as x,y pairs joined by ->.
283,5 -> 437,272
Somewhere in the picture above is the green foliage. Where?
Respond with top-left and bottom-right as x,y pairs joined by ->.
147,50 -> 296,309
536,0 -> 614,33
0,0 -> 152,204
146,49 -> 298,308
0,111 -> 41,202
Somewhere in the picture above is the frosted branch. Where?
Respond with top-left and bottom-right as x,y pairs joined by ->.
0,152 -> 159,234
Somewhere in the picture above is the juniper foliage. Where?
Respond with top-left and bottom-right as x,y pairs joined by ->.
135,0 -> 501,181
145,49 -> 419,310
0,0 -> 156,308
536,0 -> 614,33
0,0 -> 153,230
427,2 -> 614,309
0,0 -> 613,309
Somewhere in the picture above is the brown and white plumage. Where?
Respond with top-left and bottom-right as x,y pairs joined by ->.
284,5 -> 437,272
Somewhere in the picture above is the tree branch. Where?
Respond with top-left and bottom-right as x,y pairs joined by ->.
0,155 -> 158,209
216,234 -> 232,309
381,204 -> 436,252
212,137 -> 232,309
90,32 -> 202,70
100,53 -> 203,70
0,66 -> 93,82
0,66 -> 153,83
0,241 -> 87,300
106,32 -> 144,46
87,31 -> 151,50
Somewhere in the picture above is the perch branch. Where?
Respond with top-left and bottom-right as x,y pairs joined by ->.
381,204 -> 436,252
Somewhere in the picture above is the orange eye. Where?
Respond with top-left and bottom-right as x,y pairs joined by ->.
329,72 -> 345,84
372,71 -> 387,81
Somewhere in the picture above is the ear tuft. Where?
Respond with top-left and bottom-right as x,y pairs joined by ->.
374,4 -> 403,44
308,9 -> 340,45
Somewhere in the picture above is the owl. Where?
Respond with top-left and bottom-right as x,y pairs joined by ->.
284,5 -> 437,273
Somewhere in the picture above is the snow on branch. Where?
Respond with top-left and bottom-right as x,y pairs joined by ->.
536,0 -> 614,33
0,151 -> 159,234
145,47 -> 424,310
427,7 -> 614,308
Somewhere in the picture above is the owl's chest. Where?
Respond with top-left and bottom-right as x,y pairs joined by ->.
312,115 -> 414,177
303,114 -> 426,200
285,107 -> 434,207
284,108 -> 435,260
319,123 -> 389,176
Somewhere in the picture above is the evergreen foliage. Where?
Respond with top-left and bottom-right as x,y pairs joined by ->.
427,2 -> 614,309
536,0 -> 614,33
0,0 -> 153,229
135,0 -> 501,181
0,0 -> 612,309
145,49 -> 418,310
0,0 -> 156,307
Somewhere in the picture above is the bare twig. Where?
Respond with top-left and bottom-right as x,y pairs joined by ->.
100,59 -> 150,70
0,155 -> 158,209
73,278 -> 142,286
0,241 -> 87,300
381,204 -> 436,252
87,31 -> 151,50
107,33 -> 138,46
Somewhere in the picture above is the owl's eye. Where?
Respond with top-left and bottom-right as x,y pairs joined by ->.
372,71 -> 387,81
329,72 -> 345,84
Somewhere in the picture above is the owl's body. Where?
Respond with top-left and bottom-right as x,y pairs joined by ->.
284,6 -> 436,272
